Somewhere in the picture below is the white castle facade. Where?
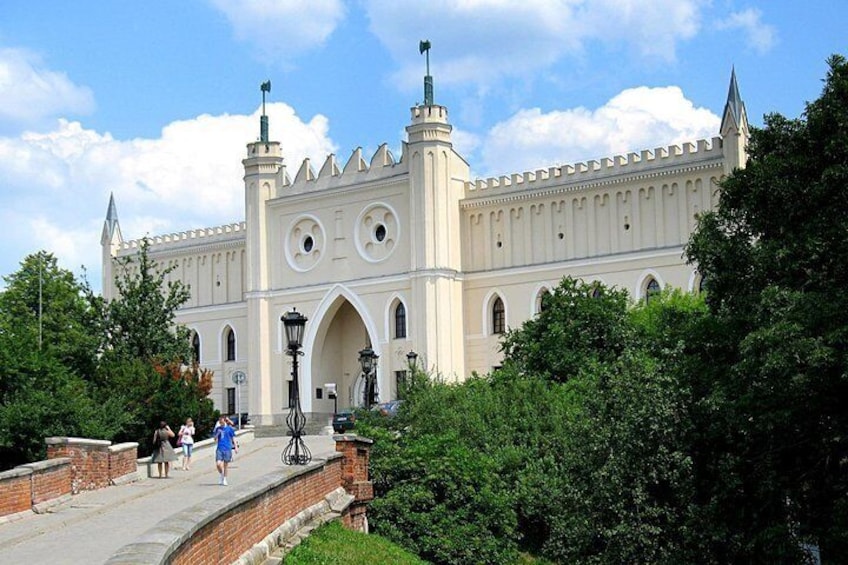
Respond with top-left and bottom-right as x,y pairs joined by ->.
101,72 -> 749,428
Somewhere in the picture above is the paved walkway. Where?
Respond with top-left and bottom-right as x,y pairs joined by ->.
0,434 -> 337,564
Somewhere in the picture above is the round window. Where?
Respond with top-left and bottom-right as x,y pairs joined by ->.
303,235 -> 314,253
375,224 -> 387,242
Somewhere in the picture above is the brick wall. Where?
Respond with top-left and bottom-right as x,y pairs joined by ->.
109,442 -> 140,483
335,435 -> 374,532
20,458 -> 72,506
46,437 -> 112,493
0,468 -> 33,517
0,436 -> 139,518
166,436 -> 373,565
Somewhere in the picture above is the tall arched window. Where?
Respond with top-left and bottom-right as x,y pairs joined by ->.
645,277 -> 661,303
226,328 -> 236,361
394,302 -> 407,339
492,297 -> 505,335
191,332 -> 201,363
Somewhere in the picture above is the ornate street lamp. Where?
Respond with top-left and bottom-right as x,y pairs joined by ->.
281,309 -> 311,465
358,346 -> 379,407
406,350 -> 418,370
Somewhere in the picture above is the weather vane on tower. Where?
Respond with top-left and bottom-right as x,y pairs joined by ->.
419,40 -> 433,106
260,80 -> 271,143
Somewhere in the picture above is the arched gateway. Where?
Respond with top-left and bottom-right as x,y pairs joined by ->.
302,285 -> 381,416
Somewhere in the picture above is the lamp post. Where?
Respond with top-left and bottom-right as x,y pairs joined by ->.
358,346 -> 379,408
281,309 -> 311,465
400,350 -> 418,399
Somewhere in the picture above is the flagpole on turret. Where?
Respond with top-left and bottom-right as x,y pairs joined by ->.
419,40 -> 433,106
260,80 -> 271,143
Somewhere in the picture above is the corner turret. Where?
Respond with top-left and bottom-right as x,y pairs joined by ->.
720,67 -> 749,173
100,193 -> 122,300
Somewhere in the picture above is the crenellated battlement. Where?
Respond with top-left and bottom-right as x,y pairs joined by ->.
283,143 -> 405,192
465,136 -> 723,194
118,221 -> 247,252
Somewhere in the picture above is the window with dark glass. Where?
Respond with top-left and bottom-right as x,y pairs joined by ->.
645,278 -> 661,303
395,370 -> 408,399
226,328 -> 236,361
191,332 -> 200,363
226,387 -> 235,415
492,297 -> 505,334
394,302 -> 407,339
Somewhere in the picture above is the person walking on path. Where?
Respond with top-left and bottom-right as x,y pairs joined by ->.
151,421 -> 178,478
177,418 -> 195,470
214,415 -> 236,486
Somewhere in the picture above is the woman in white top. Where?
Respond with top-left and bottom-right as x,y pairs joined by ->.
178,418 -> 196,470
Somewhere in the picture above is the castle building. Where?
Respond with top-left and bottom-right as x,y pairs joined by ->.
101,70 -> 749,428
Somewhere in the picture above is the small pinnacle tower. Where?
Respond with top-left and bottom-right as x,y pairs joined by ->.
100,192 -> 122,300
720,67 -> 749,173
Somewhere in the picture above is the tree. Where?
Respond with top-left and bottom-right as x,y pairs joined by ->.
686,54 -> 848,561
0,252 -> 126,469
96,239 -> 216,453
101,238 -> 193,363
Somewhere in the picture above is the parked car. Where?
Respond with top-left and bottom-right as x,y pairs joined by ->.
332,409 -> 356,433
372,400 -> 402,417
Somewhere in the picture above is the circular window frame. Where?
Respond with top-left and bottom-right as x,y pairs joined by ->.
355,202 -> 400,264
284,214 -> 325,272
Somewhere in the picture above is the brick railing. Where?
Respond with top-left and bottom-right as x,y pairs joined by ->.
106,435 -> 374,565
0,437 -> 139,521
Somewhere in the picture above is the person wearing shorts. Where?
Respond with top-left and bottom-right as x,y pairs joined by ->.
178,418 -> 195,470
214,416 -> 236,486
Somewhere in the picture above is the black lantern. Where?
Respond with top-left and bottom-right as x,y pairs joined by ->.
281,308 -> 311,465
406,350 -> 418,369
358,346 -> 379,407
282,309 -> 307,351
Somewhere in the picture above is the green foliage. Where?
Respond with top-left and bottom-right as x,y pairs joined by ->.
685,54 -> 848,561
284,520 -> 428,564
0,252 -> 127,469
0,242 -> 215,468
104,238 -> 193,363
499,277 -> 631,382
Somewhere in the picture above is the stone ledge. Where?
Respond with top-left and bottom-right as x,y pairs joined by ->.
32,493 -> 72,514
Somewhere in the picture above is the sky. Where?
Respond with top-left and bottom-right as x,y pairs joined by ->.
0,1 -> 845,293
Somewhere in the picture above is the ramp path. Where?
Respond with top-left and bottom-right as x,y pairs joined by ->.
0,434 -> 337,564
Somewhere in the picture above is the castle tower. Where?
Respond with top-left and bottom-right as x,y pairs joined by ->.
243,81 -> 286,424
720,67 -> 750,174
100,192 -> 122,300
405,42 -> 469,379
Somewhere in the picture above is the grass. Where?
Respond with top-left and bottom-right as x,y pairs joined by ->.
284,520 -> 428,564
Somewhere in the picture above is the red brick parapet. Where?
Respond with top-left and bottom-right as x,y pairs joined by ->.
46,436 -> 113,493
0,436 -> 142,520
334,434 -> 374,532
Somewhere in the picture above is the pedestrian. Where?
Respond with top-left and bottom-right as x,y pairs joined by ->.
177,418 -> 195,470
214,415 -> 236,486
151,421 -> 178,478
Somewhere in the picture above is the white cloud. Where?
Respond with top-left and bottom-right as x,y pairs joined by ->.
208,0 -> 346,64
0,104 -> 336,291
715,8 -> 776,54
364,0 -> 704,89
0,48 -> 95,131
478,85 -> 720,176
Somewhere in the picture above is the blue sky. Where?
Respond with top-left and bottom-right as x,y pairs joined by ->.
0,1 -> 844,292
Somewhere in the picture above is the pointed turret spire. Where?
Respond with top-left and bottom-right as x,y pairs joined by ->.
101,192 -> 122,245
720,67 -> 747,134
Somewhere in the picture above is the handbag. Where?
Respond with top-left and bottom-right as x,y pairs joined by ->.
176,426 -> 184,447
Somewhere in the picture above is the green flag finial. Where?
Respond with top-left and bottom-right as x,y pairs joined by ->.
419,40 -> 433,106
260,80 -> 271,142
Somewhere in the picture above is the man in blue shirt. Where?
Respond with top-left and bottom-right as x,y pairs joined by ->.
214,415 -> 236,486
